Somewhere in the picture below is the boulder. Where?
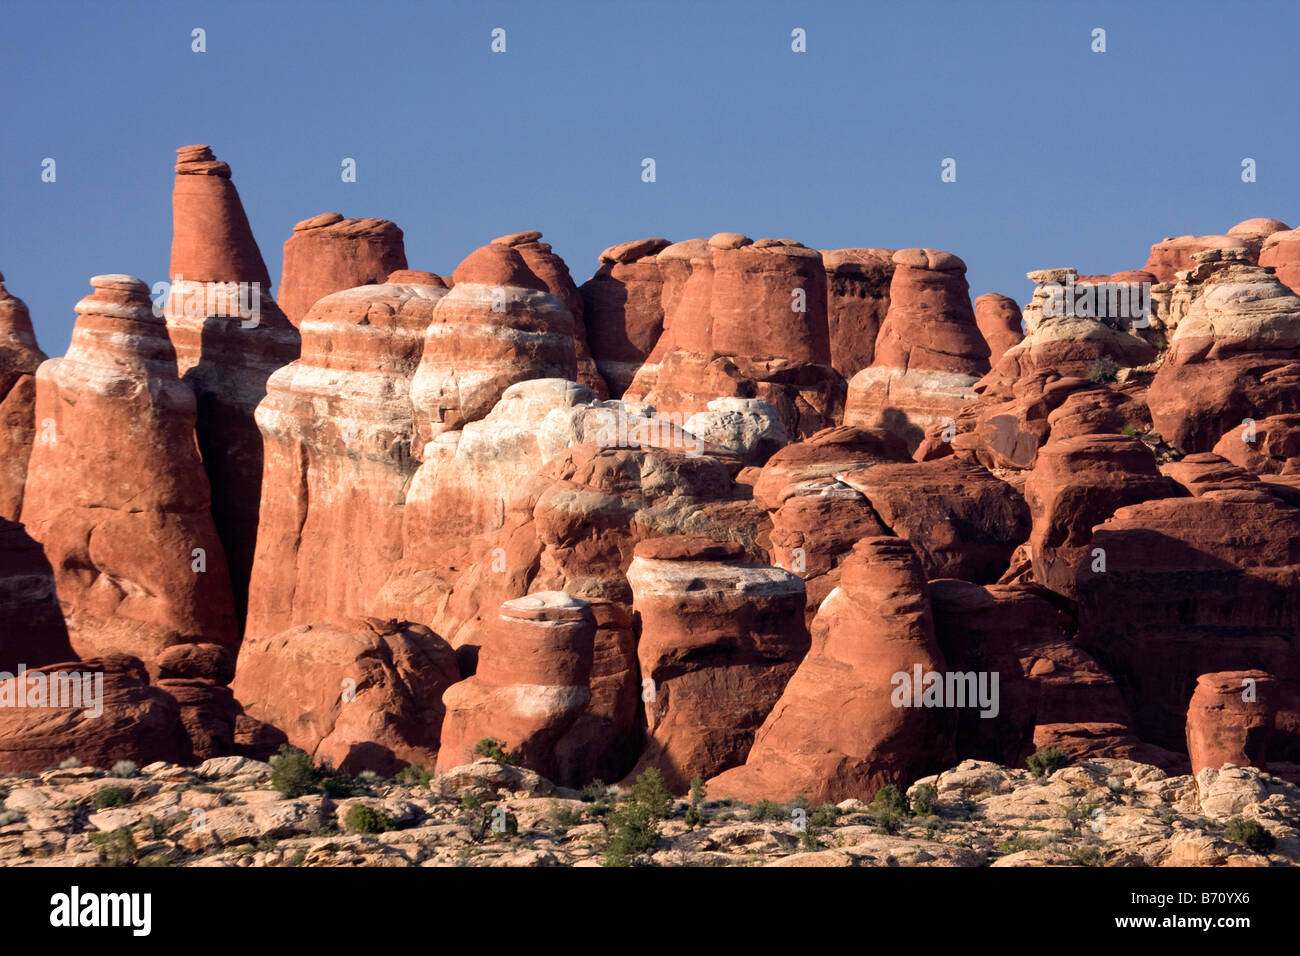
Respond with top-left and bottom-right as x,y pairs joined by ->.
230,618 -> 460,776
974,293 -> 1023,366
1186,670 -> 1276,777
278,213 -> 407,326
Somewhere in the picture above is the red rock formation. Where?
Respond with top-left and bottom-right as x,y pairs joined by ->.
839,458 -> 1030,582
0,518 -> 74,671
580,238 -> 670,397
626,235 -> 842,439
435,592 -> 595,784
627,536 -> 810,791
245,278 -> 445,640
1186,670 -> 1275,777
822,249 -> 894,380
231,617 -> 459,775
158,678 -> 236,762
707,537 -> 955,803
409,242 -> 576,443
278,213 -> 408,326
928,579 -> 1138,767
845,249 -> 990,451
1023,434 -> 1173,599
1078,489 -> 1300,751
1211,413 -> 1300,475
751,424 -> 910,511
493,231 -> 607,398
20,276 -> 238,664
768,478 -> 888,624
974,293 -> 1023,366
1148,260 -> 1300,451
1144,233 -> 1253,283
0,656 -> 186,773
0,274 -> 46,521
166,146 -> 301,626
1260,227 -> 1300,293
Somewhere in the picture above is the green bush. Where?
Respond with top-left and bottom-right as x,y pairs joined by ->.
1027,746 -> 1069,778
748,799 -> 786,822
810,803 -> 839,828
270,745 -> 321,798
460,792 -> 484,813
684,775 -> 707,829
631,767 -> 673,820
473,737 -> 516,764
395,762 -> 431,788
93,786 -> 127,810
1087,356 -> 1120,383
798,829 -> 822,851
602,801 -> 660,866
581,780 -> 609,803
1224,817 -> 1276,854
870,785 -> 909,817
90,827 -> 138,867
344,803 -> 393,834
911,783 -> 940,817
547,802 -> 584,835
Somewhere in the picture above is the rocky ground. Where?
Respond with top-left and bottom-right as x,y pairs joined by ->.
2,755 -> 1296,868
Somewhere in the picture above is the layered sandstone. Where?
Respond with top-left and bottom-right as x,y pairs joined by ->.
278,213 -> 408,326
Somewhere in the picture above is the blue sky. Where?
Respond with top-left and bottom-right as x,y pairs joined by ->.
2,0 -> 1297,355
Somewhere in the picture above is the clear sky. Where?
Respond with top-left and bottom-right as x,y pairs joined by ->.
2,0 -> 1297,355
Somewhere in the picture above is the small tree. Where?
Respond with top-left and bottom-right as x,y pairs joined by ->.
632,767 -> 673,820
1027,746 -> 1069,779
684,775 -> 707,828
1224,817 -> 1276,854
344,803 -> 394,834
270,745 -> 321,798
473,738 -> 516,764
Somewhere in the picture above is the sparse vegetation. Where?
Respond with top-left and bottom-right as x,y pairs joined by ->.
810,803 -> 839,828
92,786 -> 127,810
110,760 -> 138,779
1224,817 -> 1275,854
910,783 -> 940,817
473,737 -> 516,764
269,745 -> 321,798
90,827 -> 138,866
631,767 -> 673,820
1027,746 -> 1069,778
1087,355 -> 1120,383
547,802 -> 584,835
395,762 -> 431,788
684,775 -> 707,829
748,799 -> 785,822
58,757 -> 81,770
344,802 -> 394,834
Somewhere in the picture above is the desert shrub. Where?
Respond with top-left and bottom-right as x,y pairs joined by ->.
602,801 -> 660,866
344,803 -> 393,834
810,803 -> 839,828
547,802 -> 585,835
90,827 -> 138,867
0,809 -> 26,827
748,799 -> 786,822
1027,746 -> 1069,778
1067,844 -> 1103,866
473,738 -> 515,764
631,767 -> 673,820
92,787 -> 127,810
137,853 -> 170,867
395,762 -> 431,788
870,785 -> 909,817
270,745 -> 321,798
997,833 -> 1042,854
581,780 -> 609,803
684,775 -> 707,829
1087,356 -> 1120,383
460,792 -> 484,813
911,784 -> 940,817
58,757 -> 81,770
1224,817 -> 1276,854
110,760 -> 138,779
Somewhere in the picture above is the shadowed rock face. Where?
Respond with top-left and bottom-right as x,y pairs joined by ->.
20,276 -> 237,665
707,537 -> 955,804
580,238 -> 670,397
278,213 -> 408,326
0,274 -> 46,521
231,617 -> 460,776
0,518 -> 74,671
245,279 -> 446,641
166,146 -> 301,629
626,536 -> 810,792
